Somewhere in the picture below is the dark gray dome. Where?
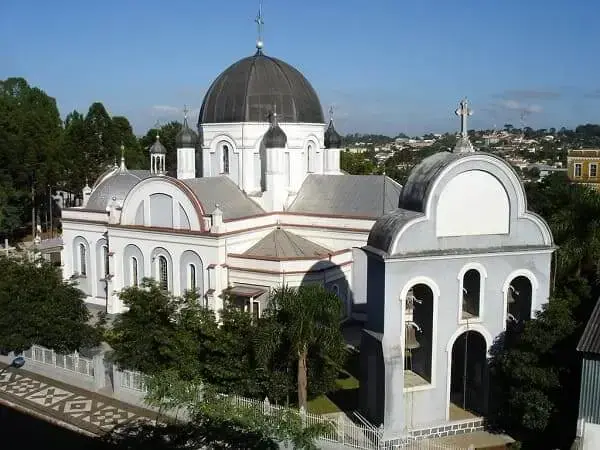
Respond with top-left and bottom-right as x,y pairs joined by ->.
149,135 -> 167,154
199,51 -> 324,125
264,115 -> 287,148
176,117 -> 198,148
324,119 -> 342,148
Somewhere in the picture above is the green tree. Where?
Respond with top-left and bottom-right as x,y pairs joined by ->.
112,116 -> 146,169
340,150 -> 375,175
84,102 -> 119,180
108,282 -> 261,394
107,279 -> 182,376
489,289 -> 582,448
0,256 -> 100,353
0,77 -> 63,235
0,177 -> 26,238
258,285 -> 345,410
61,111 -> 88,195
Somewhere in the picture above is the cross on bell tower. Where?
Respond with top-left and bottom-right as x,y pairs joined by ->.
455,98 -> 473,139
453,98 -> 475,153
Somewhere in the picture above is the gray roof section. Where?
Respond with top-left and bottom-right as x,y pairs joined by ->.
199,51 -> 324,124
243,228 -> 331,259
86,170 -> 151,211
289,174 -> 402,218
367,209 -> 424,252
182,176 -> 265,220
578,298 -> 600,354
398,151 -> 461,212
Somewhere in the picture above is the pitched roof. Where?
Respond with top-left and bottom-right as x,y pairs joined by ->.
182,176 -> 265,220
243,228 -> 331,260
289,174 -> 402,218
578,297 -> 600,354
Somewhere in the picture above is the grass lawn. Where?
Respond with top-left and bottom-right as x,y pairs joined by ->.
307,349 -> 360,415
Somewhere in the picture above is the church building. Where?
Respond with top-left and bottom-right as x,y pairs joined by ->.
60,15 -> 556,439
60,38 -> 401,317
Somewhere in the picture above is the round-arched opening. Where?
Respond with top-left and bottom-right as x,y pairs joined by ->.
404,283 -> 434,387
462,269 -> 481,319
449,330 -> 488,417
222,144 -> 230,174
507,276 -> 533,325
157,255 -> 169,291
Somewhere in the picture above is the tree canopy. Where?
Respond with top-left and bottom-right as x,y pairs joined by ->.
0,256 -> 101,353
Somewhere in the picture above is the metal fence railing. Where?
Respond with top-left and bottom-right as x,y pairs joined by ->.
22,345 -> 94,377
115,369 -> 466,450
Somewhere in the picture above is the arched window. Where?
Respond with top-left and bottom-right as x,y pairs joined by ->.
189,264 -> 196,291
102,245 -> 109,277
131,257 -> 139,287
461,269 -> 481,319
79,243 -> 87,276
307,144 -> 313,172
222,145 -> 230,174
158,255 -> 168,291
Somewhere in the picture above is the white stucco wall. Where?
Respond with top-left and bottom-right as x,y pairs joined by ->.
200,122 -> 327,202
583,423 -> 600,450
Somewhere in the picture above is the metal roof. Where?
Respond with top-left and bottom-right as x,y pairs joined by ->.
578,298 -> 600,354
176,116 -> 198,148
86,170 -> 151,211
324,119 -> 342,149
198,51 -> 324,124
243,228 -> 331,260
264,122 -> 287,148
398,151 -> 460,212
149,136 -> 167,154
289,174 -> 402,218
182,176 -> 265,220
367,209 -> 424,253
225,285 -> 267,298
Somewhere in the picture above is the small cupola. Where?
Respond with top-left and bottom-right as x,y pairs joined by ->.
149,133 -> 167,154
324,118 -> 342,149
264,110 -> 287,149
176,107 -> 198,148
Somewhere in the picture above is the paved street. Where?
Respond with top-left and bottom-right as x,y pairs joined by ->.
0,367 -> 153,438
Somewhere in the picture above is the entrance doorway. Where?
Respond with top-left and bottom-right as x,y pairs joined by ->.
449,330 -> 488,417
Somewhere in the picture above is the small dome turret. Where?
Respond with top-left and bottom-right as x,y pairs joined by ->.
176,109 -> 198,148
324,119 -> 342,149
264,111 -> 287,148
149,133 -> 167,154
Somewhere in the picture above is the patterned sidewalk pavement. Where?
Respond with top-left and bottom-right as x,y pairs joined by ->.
0,367 -> 154,436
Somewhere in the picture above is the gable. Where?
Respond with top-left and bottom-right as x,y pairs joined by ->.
120,178 -> 203,231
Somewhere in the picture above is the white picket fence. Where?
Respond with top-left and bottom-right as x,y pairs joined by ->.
119,368 -> 147,392
116,368 -> 464,450
22,345 -> 94,377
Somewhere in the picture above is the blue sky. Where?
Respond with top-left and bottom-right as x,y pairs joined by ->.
1,0 -> 599,136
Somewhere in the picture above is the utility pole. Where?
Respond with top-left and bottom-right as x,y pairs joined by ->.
48,185 -> 53,238
30,173 -> 35,239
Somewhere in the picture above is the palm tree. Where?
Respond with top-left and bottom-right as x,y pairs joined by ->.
258,284 -> 345,410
